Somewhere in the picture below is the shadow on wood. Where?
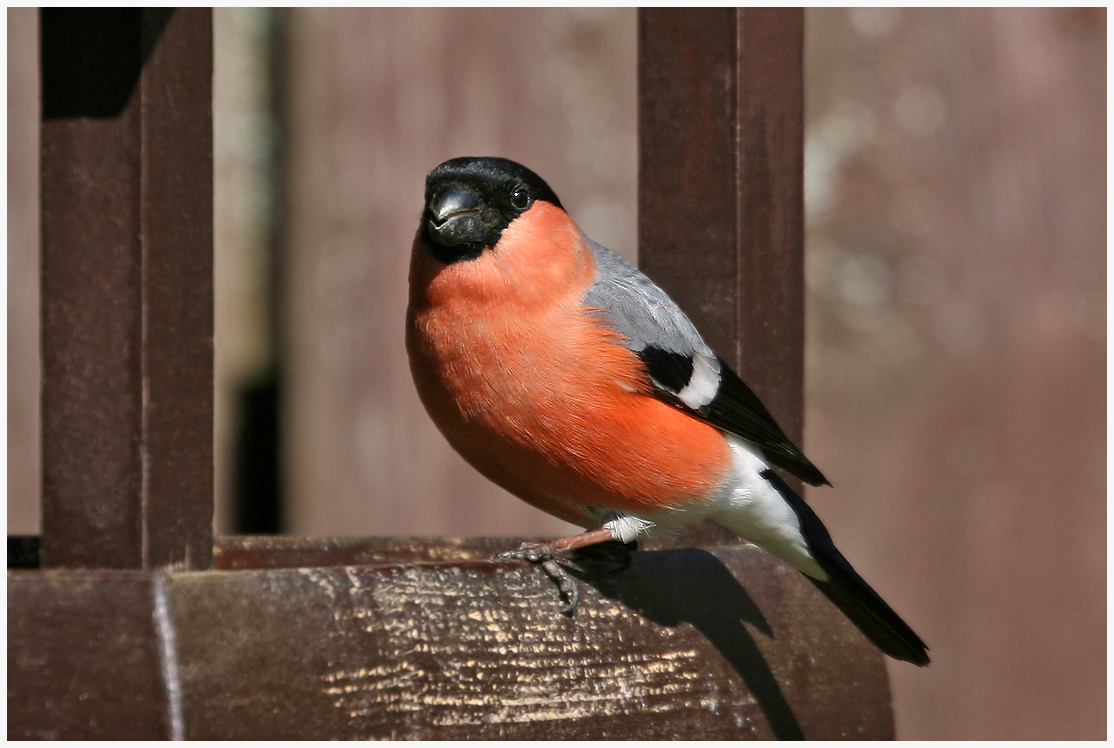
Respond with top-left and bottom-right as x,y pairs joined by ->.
574,548 -> 802,738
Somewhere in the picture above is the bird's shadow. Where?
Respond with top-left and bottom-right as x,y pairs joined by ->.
567,544 -> 804,740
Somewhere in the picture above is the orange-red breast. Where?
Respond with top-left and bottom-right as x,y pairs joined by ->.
406,156 -> 928,666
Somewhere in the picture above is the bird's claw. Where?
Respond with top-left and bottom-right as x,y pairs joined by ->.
497,542 -> 581,615
496,541 -> 554,564
541,558 -> 580,614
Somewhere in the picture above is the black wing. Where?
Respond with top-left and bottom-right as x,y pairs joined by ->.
638,346 -> 830,487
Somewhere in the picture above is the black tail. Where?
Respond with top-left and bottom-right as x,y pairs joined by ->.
805,553 -> 930,667
760,470 -> 930,666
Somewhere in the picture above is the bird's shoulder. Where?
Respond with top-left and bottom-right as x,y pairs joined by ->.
582,241 -> 829,487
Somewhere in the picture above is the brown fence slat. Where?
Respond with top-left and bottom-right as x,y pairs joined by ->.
7,570 -> 169,739
640,7 -> 806,445
39,8 -> 213,570
8,541 -> 894,740
639,8 -> 807,547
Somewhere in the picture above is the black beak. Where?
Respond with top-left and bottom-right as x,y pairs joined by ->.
427,186 -> 489,247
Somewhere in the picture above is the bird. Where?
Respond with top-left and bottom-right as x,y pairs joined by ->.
406,155 -> 929,666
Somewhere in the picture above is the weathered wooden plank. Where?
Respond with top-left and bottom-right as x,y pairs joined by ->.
7,571 -> 170,739
213,535 -> 510,569
9,542 -> 894,740
39,8 -> 213,570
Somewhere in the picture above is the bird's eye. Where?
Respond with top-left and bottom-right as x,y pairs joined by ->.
510,185 -> 530,211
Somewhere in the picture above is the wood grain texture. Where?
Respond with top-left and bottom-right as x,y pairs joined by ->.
9,540 -> 894,740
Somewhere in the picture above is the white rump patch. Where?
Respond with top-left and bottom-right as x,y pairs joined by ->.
711,436 -> 828,580
603,514 -> 657,544
677,351 -> 721,409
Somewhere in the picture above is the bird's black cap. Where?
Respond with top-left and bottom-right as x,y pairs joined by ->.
422,157 -> 563,264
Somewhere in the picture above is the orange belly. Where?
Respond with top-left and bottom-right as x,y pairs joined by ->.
407,215 -> 731,527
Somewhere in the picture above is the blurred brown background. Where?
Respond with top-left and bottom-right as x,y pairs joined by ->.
7,8 -> 1105,740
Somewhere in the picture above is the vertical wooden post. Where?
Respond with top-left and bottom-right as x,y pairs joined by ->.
639,8 -> 805,438
639,8 -> 806,545
39,9 -> 214,570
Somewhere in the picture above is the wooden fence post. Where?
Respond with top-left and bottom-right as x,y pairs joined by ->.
639,8 -> 807,546
39,8 -> 213,570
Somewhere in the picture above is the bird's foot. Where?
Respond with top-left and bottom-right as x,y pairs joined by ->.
497,542 -> 580,615
496,539 -> 638,614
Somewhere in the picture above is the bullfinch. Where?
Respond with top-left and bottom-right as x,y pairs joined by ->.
406,156 -> 929,666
